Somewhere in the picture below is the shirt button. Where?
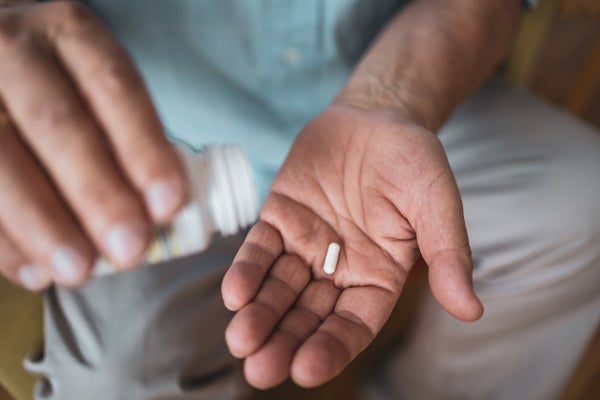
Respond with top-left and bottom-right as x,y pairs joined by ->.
282,48 -> 301,66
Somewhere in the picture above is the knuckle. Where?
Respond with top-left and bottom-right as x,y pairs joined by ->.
11,195 -> 68,252
31,99 -> 79,134
126,145 -> 178,182
76,178 -> 142,227
95,61 -> 143,101
0,12 -> 24,54
45,1 -> 96,36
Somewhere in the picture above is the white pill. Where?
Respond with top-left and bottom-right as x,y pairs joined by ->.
323,242 -> 341,275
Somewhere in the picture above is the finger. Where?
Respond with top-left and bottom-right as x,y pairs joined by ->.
0,43 -> 150,269
33,2 -> 186,222
243,280 -> 340,389
0,117 -> 94,286
0,227 -> 52,291
222,221 -> 283,311
414,169 -> 484,321
225,253 -> 310,358
291,286 -> 397,387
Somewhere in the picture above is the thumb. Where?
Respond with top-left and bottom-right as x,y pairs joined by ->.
415,173 -> 483,322
427,249 -> 483,322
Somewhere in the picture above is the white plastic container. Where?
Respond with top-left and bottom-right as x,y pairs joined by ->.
94,143 -> 259,276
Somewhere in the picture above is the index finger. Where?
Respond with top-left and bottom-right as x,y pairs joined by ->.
32,2 -> 186,222
221,221 -> 284,311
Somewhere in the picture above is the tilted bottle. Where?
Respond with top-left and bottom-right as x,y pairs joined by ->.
94,143 -> 259,276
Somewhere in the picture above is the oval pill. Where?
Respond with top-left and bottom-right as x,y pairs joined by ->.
323,242 -> 340,275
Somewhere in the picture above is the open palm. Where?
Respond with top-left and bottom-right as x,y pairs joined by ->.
221,105 -> 483,389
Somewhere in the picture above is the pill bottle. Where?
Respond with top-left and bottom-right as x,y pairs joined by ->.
94,143 -> 259,276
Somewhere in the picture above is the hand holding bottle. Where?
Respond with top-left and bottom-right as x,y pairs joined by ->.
0,1 -> 186,289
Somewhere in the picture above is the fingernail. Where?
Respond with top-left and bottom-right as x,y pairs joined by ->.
18,264 -> 52,290
146,177 -> 184,221
51,247 -> 87,284
105,223 -> 146,266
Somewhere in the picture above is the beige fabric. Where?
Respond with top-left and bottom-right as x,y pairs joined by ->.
366,78 -> 600,400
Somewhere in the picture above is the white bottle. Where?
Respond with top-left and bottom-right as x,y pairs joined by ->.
94,143 -> 259,276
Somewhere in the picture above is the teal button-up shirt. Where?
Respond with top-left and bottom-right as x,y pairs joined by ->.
82,0 -> 404,200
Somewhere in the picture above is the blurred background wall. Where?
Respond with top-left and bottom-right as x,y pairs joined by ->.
507,0 -> 600,129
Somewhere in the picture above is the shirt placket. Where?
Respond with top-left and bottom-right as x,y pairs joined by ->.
261,0 -> 322,85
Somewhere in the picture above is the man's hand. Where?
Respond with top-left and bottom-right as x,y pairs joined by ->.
222,105 -> 484,389
221,0 -> 519,386
0,2 -> 186,290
